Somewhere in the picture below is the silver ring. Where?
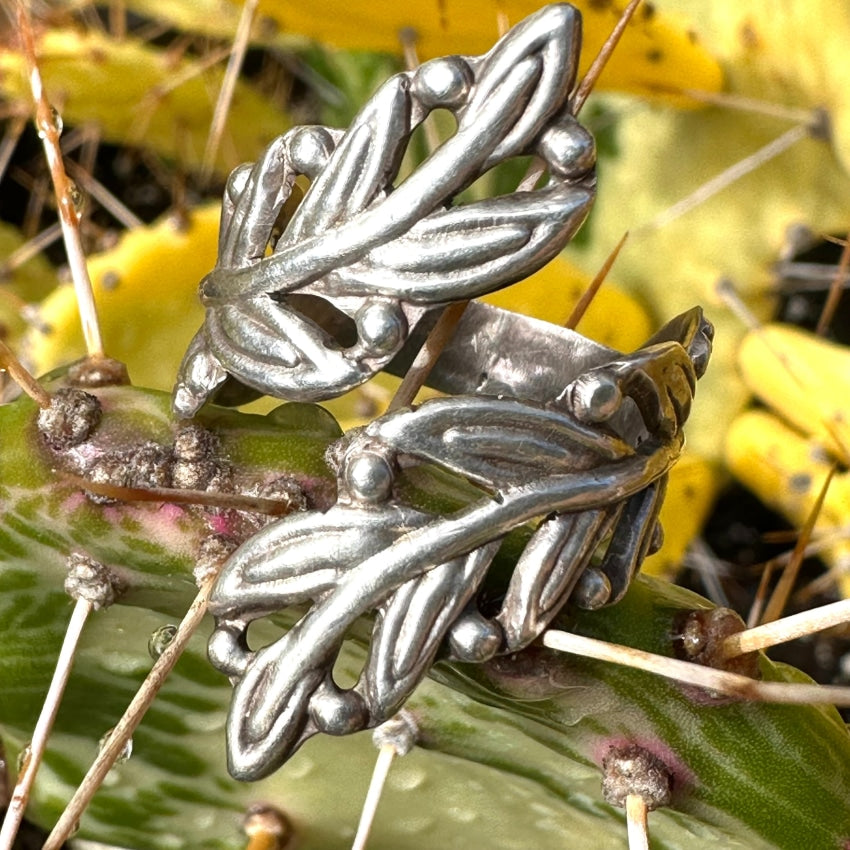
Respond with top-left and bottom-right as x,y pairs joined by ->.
170,3 -> 714,781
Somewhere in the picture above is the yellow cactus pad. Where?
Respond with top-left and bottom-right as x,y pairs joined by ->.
119,0 -> 245,39
570,1 -> 850,470
0,223 -> 59,348
25,205 -> 219,391
641,452 -> 720,578
737,324 -> 850,464
0,28 -> 287,172
227,0 -> 722,106
660,0 -> 850,176
0,224 -> 57,301
726,409 -> 850,595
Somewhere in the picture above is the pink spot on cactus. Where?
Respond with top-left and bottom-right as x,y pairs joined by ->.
593,736 -> 694,798
102,505 -> 121,523
62,491 -> 88,512
158,502 -> 185,523
300,475 -> 337,510
209,514 -> 232,535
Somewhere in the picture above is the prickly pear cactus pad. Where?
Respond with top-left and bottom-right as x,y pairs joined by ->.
1,384 -> 850,849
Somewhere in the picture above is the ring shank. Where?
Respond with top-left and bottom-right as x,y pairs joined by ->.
385,300 -> 618,403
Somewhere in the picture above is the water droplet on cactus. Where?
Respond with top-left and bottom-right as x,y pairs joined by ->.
67,180 -> 86,215
395,814 -> 434,834
148,624 -> 178,660
190,711 -> 227,733
98,727 -> 133,764
16,742 -> 32,773
37,105 -> 63,138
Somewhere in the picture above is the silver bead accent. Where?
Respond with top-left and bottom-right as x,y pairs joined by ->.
572,568 -> 613,611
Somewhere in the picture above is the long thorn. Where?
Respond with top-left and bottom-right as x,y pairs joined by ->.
495,5 -> 510,37
0,337 -> 50,407
760,465 -> 837,624
541,629 -> 850,704
41,573 -> 221,850
0,288 -> 29,316
398,26 -> 420,71
160,46 -> 234,97
772,528 -> 850,566
0,598 -> 92,850
350,712 -> 417,850
748,526 -> 850,624
570,0 -> 642,114
201,0 -> 258,184
637,123 -> 810,234
387,300 -> 469,411
16,2 -> 104,358
350,744 -> 396,850
20,173 -> 49,239
774,260 -> 850,292
109,0 -> 127,40
788,530 -> 850,605
565,231 -> 628,330
684,538 -> 730,608
796,571 -> 840,605
625,794 -> 649,850
647,87 -> 816,125
0,114 -> 26,185
815,232 -> 850,335
62,471 -> 302,516
129,45 -> 232,148
516,156 -> 546,192
747,558 -> 778,629
723,597 -> 850,659
824,234 -> 849,246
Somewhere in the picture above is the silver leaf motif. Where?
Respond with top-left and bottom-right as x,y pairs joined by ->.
173,3 -> 595,414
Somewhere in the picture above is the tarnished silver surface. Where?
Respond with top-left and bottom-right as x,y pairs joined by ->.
172,3 -> 716,781
172,3 -> 595,415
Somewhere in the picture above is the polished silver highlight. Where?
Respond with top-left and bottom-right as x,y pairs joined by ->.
176,3 -> 715,781
173,4 -> 595,416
